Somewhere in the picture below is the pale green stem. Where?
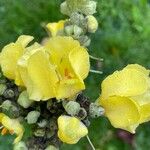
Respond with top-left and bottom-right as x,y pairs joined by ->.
90,55 -> 104,61
90,69 -> 103,74
86,135 -> 96,150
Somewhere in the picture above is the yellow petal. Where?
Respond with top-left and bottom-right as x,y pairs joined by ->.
100,96 -> 140,132
1,114 -> 24,143
18,43 -> 59,101
46,20 -> 65,37
57,115 -> 88,144
69,46 -> 90,79
101,68 -> 148,100
0,35 -> 33,86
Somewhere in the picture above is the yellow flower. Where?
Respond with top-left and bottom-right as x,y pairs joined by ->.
57,115 -> 88,144
18,43 -> 59,101
44,36 -> 90,99
0,113 -> 24,143
0,35 -> 34,86
46,20 -> 65,37
98,64 -> 150,133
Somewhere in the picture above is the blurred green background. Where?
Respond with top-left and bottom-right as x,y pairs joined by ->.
0,0 -> 150,150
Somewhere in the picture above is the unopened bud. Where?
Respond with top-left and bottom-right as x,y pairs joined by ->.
77,107 -> 87,120
26,111 -> 40,124
70,12 -> 84,26
60,2 -> 70,16
79,35 -> 91,47
13,141 -> 28,150
86,15 -> 98,33
81,1 -> 97,15
34,128 -> 45,137
63,101 -> 80,116
38,119 -> 48,128
89,103 -> 105,118
3,89 -> 15,98
73,25 -> 83,38
17,91 -> 33,108
45,145 -> 59,150
1,100 -> 12,111
64,25 -> 74,36
0,84 -> 7,95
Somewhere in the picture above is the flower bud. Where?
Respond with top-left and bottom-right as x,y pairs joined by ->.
60,2 -> 71,16
1,100 -> 12,111
17,91 -> 33,108
64,25 -> 74,36
45,145 -> 59,150
13,141 -> 28,150
3,89 -> 15,98
77,107 -> 87,120
79,35 -> 91,47
89,103 -> 105,118
63,101 -> 80,116
0,83 -> 7,95
34,128 -> 45,137
81,1 -> 97,15
26,111 -> 40,124
70,12 -> 84,26
37,119 -> 48,128
73,25 -> 83,38
86,15 -> 98,33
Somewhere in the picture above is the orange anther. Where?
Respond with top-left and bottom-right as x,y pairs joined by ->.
1,127 -> 8,135
9,130 -> 14,135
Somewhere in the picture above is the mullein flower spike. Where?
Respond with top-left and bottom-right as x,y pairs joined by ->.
98,64 -> 150,133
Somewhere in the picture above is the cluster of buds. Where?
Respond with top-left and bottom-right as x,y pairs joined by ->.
60,0 -> 98,46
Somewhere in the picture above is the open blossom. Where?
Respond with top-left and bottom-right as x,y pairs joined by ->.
98,64 -> 150,133
46,20 -> 65,37
0,113 -> 24,143
0,35 -> 34,86
0,35 -> 90,101
57,115 -> 88,144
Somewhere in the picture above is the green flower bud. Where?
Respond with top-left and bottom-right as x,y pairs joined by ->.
45,145 -> 59,150
34,128 -> 45,137
13,141 -> 28,150
63,101 -> 80,116
64,25 -> 74,36
70,12 -> 84,26
3,89 -> 15,98
86,15 -> 98,33
26,111 -> 40,124
77,107 -> 87,120
60,2 -> 71,16
37,119 -> 48,128
1,100 -> 12,111
89,103 -> 105,118
81,1 -> 97,15
17,91 -> 33,108
73,25 -> 83,38
79,35 -> 91,47
0,84 -> 7,95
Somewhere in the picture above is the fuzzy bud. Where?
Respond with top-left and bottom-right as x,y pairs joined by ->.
37,119 -> 48,128
26,111 -> 40,124
77,107 -> 87,120
60,2 -> 71,16
64,25 -> 74,36
13,141 -> 28,150
0,83 -> 7,95
45,145 -> 59,150
63,101 -> 80,116
73,25 -> 83,38
17,91 -> 33,108
1,100 -> 12,111
86,15 -> 98,33
3,89 -> 15,98
79,35 -> 91,47
81,1 -> 97,15
70,12 -> 84,26
89,103 -> 105,118
34,128 -> 45,137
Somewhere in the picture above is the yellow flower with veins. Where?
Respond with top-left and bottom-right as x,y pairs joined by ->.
0,35 -> 34,86
44,36 -> 90,99
0,113 -> 24,143
57,115 -> 88,144
98,64 -> 150,133
46,20 -> 65,37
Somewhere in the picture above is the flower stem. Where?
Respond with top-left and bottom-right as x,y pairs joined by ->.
86,135 -> 96,150
90,69 -> 103,74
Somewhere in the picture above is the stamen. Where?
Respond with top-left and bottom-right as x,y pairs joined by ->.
9,130 -> 14,135
1,127 -> 8,135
